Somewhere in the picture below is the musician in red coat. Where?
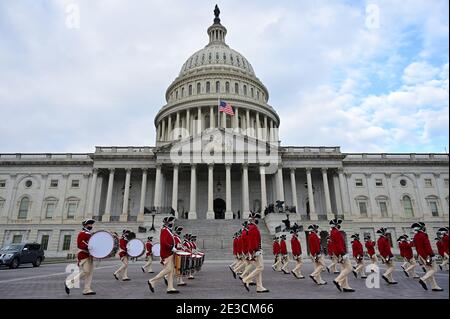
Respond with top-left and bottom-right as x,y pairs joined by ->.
331,219 -> 354,292
290,230 -> 305,279
326,236 -> 339,274
271,237 -> 282,272
307,224 -> 326,285
351,234 -> 366,279
280,235 -> 290,274
234,222 -> 254,281
65,219 -> 96,295
376,228 -> 397,285
229,233 -> 240,275
398,235 -> 419,278
412,223 -> 443,291
148,216 -> 179,294
364,234 -> 378,272
231,228 -> 247,278
172,226 -> 187,286
436,227 -> 449,271
113,230 -> 132,281
141,236 -> 154,273
242,213 -> 269,293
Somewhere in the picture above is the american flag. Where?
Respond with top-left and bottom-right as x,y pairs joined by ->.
218,100 -> 235,116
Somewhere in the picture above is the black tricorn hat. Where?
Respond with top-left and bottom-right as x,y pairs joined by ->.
351,234 -> 359,239
175,226 -> 183,232
249,212 -> 261,219
411,222 -> 424,230
82,219 -> 95,226
329,218 -> 343,226
397,235 -> 406,242
147,236 -> 153,240
290,230 -> 298,235
163,216 -> 175,224
438,227 -> 448,233
376,227 -> 387,235
307,224 -> 319,231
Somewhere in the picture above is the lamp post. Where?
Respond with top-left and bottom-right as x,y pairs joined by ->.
150,208 -> 156,231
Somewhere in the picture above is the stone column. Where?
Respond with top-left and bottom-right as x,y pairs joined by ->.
87,168 -> 98,216
256,112 -> 261,140
120,168 -> 131,221
270,120 -> 275,141
157,123 -> 161,141
171,165 -> 179,219
246,109 -> 250,136
225,164 -> 233,219
138,168 -> 147,222
153,164 -> 162,209
263,116 -> 268,141
338,169 -> 349,217
161,119 -> 166,141
222,110 -> 226,128
188,165 -> 197,219
186,109 -> 190,137
197,107 -> 202,135
175,112 -> 180,140
306,168 -> 317,221
210,106 -> 214,129
103,168 -> 115,221
277,165 -> 285,202
206,164 -> 214,219
4,174 -> 17,222
322,168 -> 334,220
242,163 -> 250,218
413,173 -> 426,219
167,115 -> 172,140
290,168 -> 298,213
234,107 -> 239,132
260,166 -> 267,217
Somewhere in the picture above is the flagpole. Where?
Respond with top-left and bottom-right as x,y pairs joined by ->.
217,95 -> 220,129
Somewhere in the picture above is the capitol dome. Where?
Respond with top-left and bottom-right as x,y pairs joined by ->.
154,6 -> 280,146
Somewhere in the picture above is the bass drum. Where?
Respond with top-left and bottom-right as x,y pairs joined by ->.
88,230 -> 119,259
151,243 -> 161,257
127,238 -> 145,258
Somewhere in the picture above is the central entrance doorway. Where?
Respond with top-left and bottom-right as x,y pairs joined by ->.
214,198 -> 226,219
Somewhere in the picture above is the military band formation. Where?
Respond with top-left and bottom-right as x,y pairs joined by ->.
64,214 -> 448,296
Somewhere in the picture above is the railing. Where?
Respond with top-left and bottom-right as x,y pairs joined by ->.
284,146 -> 341,153
95,146 -> 154,153
345,153 -> 448,160
0,153 -> 91,160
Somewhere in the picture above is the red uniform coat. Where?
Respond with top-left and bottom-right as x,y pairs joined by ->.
247,223 -> 261,254
236,236 -> 243,255
77,230 -> 91,261
291,236 -> 302,256
365,240 -> 376,256
273,241 -> 280,256
330,228 -> 346,256
145,241 -> 153,257
241,230 -> 249,254
442,234 -> 449,254
308,232 -> 321,256
160,227 -> 175,260
280,240 -> 288,255
413,231 -> 434,260
327,240 -> 334,256
352,240 -> 364,258
119,238 -> 128,258
398,241 -> 414,260
233,238 -> 238,255
377,236 -> 393,259
174,235 -> 182,250
436,240 -> 445,257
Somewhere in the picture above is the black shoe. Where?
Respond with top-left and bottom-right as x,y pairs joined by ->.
422,267 -> 426,272
352,270 -> 357,279
334,271 -> 340,274
64,283 -> 70,295
113,273 -> 119,280
439,265 -> 443,271
167,290 -> 180,294
82,291 -> 96,295
272,266 -> 276,271
141,267 -> 145,273
309,275 -> 318,284
164,277 -> 168,286
432,288 -> 444,292
243,282 -> 250,292
381,275 -> 390,284
403,270 -> 410,278
389,281 -> 398,285
122,278 -> 131,281
257,289 -> 270,293
149,271 -> 154,273
282,269 -> 290,274
291,271 -> 299,279
333,280 -> 342,292
418,279 -> 428,291
249,282 -> 256,286
400,265 -> 405,270
148,281 -> 155,293
361,276 -> 367,279
326,267 -> 330,273
299,276 -> 305,279
343,288 -> 355,292
229,266 -> 236,279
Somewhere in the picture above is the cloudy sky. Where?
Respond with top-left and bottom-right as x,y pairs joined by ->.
0,0 -> 448,153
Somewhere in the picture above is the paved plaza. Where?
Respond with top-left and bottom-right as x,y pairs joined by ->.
0,259 -> 448,299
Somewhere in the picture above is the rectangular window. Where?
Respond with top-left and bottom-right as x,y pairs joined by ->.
45,203 -> 55,219
430,201 -> 439,217
50,179 -> 58,188
355,179 -> 363,187
358,202 -> 368,217
375,179 -> 383,187
12,235 -> 22,244
424,179 -> 432,187
0,180 -> 6,188
62,235 -> 71,251
67,203 -> 77,219
71,180 -> 79,188
41,235 -> 49,250
379,201 -> 388,217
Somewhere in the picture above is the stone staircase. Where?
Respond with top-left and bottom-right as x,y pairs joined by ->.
175,219 -> 273,260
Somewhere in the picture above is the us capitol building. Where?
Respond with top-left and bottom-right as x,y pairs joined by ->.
0,8 -> 448,257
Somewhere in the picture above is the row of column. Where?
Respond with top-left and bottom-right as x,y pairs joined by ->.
94,165 -> 337,221
157,107 -> 279,142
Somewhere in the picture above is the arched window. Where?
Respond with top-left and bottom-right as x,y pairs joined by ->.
206,82 -> 210,93
251,87 -> 254,98
18,197 -> 30,219
188,85 -> 192,96
216,81 -> 220,93
402,195 -> 414,217
175,90 -> 178,99
235,83 -> 239,94
257,90 -> 260,100
197,83 -> 201,94
181,87 -> 184,97
225,82 -> 230,93
243,85 -> 247,96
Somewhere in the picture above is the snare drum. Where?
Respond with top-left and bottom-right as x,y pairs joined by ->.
88,230 -> 119,259
152,243 -> 161,257
127,238 -> 145,258
174,251 -> 191,276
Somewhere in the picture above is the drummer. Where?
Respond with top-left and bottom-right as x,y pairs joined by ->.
173,226 -> 187,286
148,216 -> 179,294
141,236 -> 154,273
65,218 -> 96,295
113,230 -> 132,281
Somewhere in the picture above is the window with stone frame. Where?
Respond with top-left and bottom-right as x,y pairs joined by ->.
375,178 -> 383,187
197,82 -> 201,94
225,81 -> 230,93
424,178 -> 433,187
355,178 -> 363,187
215,81 -> 220,93
12,235 -> 22,244
235,82 -> 239,94
71,179 -> 79,188
40,235 -> 49,250
18,197 -> 30,219
425,196 -> 440,217
0,198 -> 5,213
62,235 -> 71,251
188,84 -> 192,96
356,196 -> 369,217
66,199 -> 79,219
0,179 -> 6,188
50,179 -> 58,188
379,201 -> 388,217
243,85 -> 247,96
206,81 -> 210,93
402,195 -> 414,217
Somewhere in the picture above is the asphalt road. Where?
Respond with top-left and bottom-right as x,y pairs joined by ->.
0,259 -> 448,299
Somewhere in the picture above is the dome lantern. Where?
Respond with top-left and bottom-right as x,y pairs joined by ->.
207,5 -> 227,46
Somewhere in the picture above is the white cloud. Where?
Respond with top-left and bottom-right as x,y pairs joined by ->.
402,61 -> 440,84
